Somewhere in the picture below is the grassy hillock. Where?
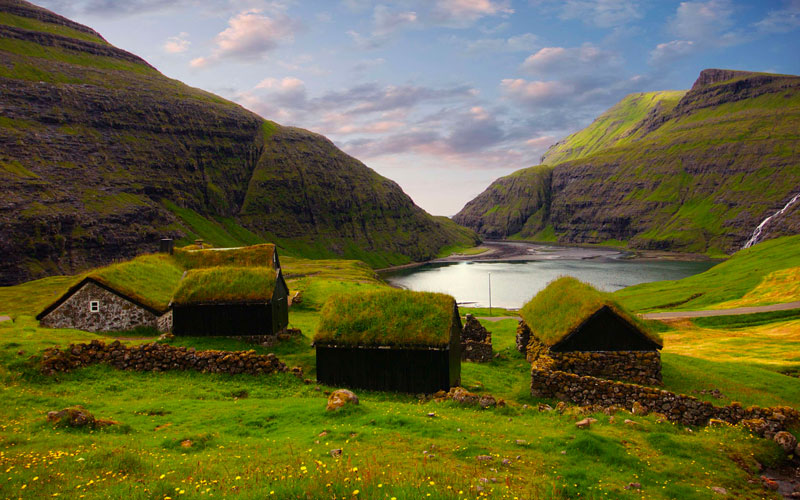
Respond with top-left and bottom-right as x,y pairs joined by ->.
315,290 -> 457,347
455,69 -> 800,254
521,277 -> 660,346
173,244 -> 277,270
0,0 -> 478,285
615,235 -> 800,312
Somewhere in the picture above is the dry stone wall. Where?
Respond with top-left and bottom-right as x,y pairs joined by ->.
40,282 -> 161,333
530,362 -> 799,431
515,321 -> 531,354
41,339 -> 299,377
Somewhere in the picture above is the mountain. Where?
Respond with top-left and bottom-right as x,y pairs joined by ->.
0,0 -> 477,286
454,69 -> 800,255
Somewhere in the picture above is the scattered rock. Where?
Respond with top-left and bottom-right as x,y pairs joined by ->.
476,455 -> 493,462
326,389 -> 359,411
560,450 -> 566,455
774,431 -> 798,454
158,333 -> 174,342
330,449 -> 342,458
538,403 -> 553,412
515,439 -> 527,445
47,406 -> 97,428
180,439 -> 193,448
761,476 -> 779,490
624,482 -> 641,490
501,459 -> 511,466
711,486 -> 727,495
318,431 -> 328,437
631,401 -> 648,415
575,417 -> 597,429
624,419 -> 639,426
708,418 -> 727,427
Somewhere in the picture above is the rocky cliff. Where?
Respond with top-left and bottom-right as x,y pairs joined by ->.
0,0 -> 477,285
455,69 -> 800,254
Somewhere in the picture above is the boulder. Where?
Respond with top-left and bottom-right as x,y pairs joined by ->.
326,389 -> 359,411
774,431 -> 798,454
46,406 -> 96,428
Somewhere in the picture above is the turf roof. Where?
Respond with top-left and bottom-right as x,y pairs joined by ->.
172,266 -> 278,306
520,277 -> 662,347
314,289 -> 458,347
174,244 -> 277,269
87,254 -> 183,312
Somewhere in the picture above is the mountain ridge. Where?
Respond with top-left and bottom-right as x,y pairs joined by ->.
454,68 -> 800,254
0,0 -> 477,286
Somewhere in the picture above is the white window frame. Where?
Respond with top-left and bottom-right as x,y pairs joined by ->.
89,300 -> 100,313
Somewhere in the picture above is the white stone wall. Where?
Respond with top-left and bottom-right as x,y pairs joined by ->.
40,281 -> 159,332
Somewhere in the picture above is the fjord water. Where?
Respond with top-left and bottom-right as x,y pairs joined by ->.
383,250 -> 716,309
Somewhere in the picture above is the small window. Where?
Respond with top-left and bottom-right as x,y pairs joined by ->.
89,301 -> 100,313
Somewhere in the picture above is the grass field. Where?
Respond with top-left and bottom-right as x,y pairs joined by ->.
615,235 -> 800,312
0,249 -> 798,499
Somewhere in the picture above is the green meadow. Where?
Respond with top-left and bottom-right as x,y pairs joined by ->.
0,241 -> 798,499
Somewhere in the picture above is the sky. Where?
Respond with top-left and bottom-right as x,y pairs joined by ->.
36,0 -> 800,215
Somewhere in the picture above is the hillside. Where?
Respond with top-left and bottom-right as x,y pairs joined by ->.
454,69 -> 800,254
0,0 -> 477,286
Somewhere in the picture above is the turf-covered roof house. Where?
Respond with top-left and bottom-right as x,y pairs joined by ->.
314,289 -> 462,393
36,255 -> 182,333
520,277 -> 663,384
171,265 -> 289,336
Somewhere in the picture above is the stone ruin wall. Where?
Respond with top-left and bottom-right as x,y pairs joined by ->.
516,320 -> 661,385
530,360 -> 799,432
40,282 -> 161,333
41,339 -> 301,378
461,314 -> 492,362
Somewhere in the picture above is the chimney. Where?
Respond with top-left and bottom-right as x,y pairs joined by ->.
159,238 -> 174,255
195,239 -> 204,249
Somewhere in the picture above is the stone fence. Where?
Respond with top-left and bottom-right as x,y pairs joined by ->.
41,339 -> 300,377
461,314 -> 492,363
531,362 -> 799,432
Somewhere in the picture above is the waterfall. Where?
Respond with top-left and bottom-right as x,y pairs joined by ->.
743,193 -> 800,249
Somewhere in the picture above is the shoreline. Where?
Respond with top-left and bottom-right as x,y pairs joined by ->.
377,240 -> 720,274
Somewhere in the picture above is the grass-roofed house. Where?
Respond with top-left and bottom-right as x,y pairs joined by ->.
314,289 -> 462,393
36,255 -> 182,333
171,244 -> 289,336
519,277 -> 663,385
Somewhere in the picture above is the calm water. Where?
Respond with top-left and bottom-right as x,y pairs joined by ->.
383,252 -> 716,309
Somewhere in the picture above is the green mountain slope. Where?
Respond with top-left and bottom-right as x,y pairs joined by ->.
0,0 -> 477,285
454,69 -> 800,254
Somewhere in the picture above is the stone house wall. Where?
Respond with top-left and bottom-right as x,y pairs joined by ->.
523,332 -> 661,385
157,310 -> 173,333
40,281 -> 160,333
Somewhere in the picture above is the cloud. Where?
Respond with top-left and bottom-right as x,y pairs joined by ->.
431,0 -> 513,27
755,0 -> 800,34
464,33 -> 539,53
192,8 -> 297,67
558,0 -> 642,28
163,32 -> 190,54
668,0 -> 734,40
521,44 -> 622,77
500,79 -> 574,106
648,40 -> 696,65
347,5 -> 419,49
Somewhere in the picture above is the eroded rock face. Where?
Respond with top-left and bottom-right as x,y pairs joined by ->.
326,389 -> 359,411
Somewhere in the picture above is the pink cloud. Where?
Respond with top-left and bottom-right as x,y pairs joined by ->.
163,32 -> 190,54
192,9 -> 297,67
500,79 -> 573,103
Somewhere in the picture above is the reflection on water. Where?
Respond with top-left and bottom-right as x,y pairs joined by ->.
383,258 -> 716,309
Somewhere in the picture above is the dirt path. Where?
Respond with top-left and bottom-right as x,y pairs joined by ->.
476,316 -> 519,322
642,301 -> 800,320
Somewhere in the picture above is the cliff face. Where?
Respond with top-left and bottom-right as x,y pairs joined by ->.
0,0 -> 477,285
455,69 -> 800,254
